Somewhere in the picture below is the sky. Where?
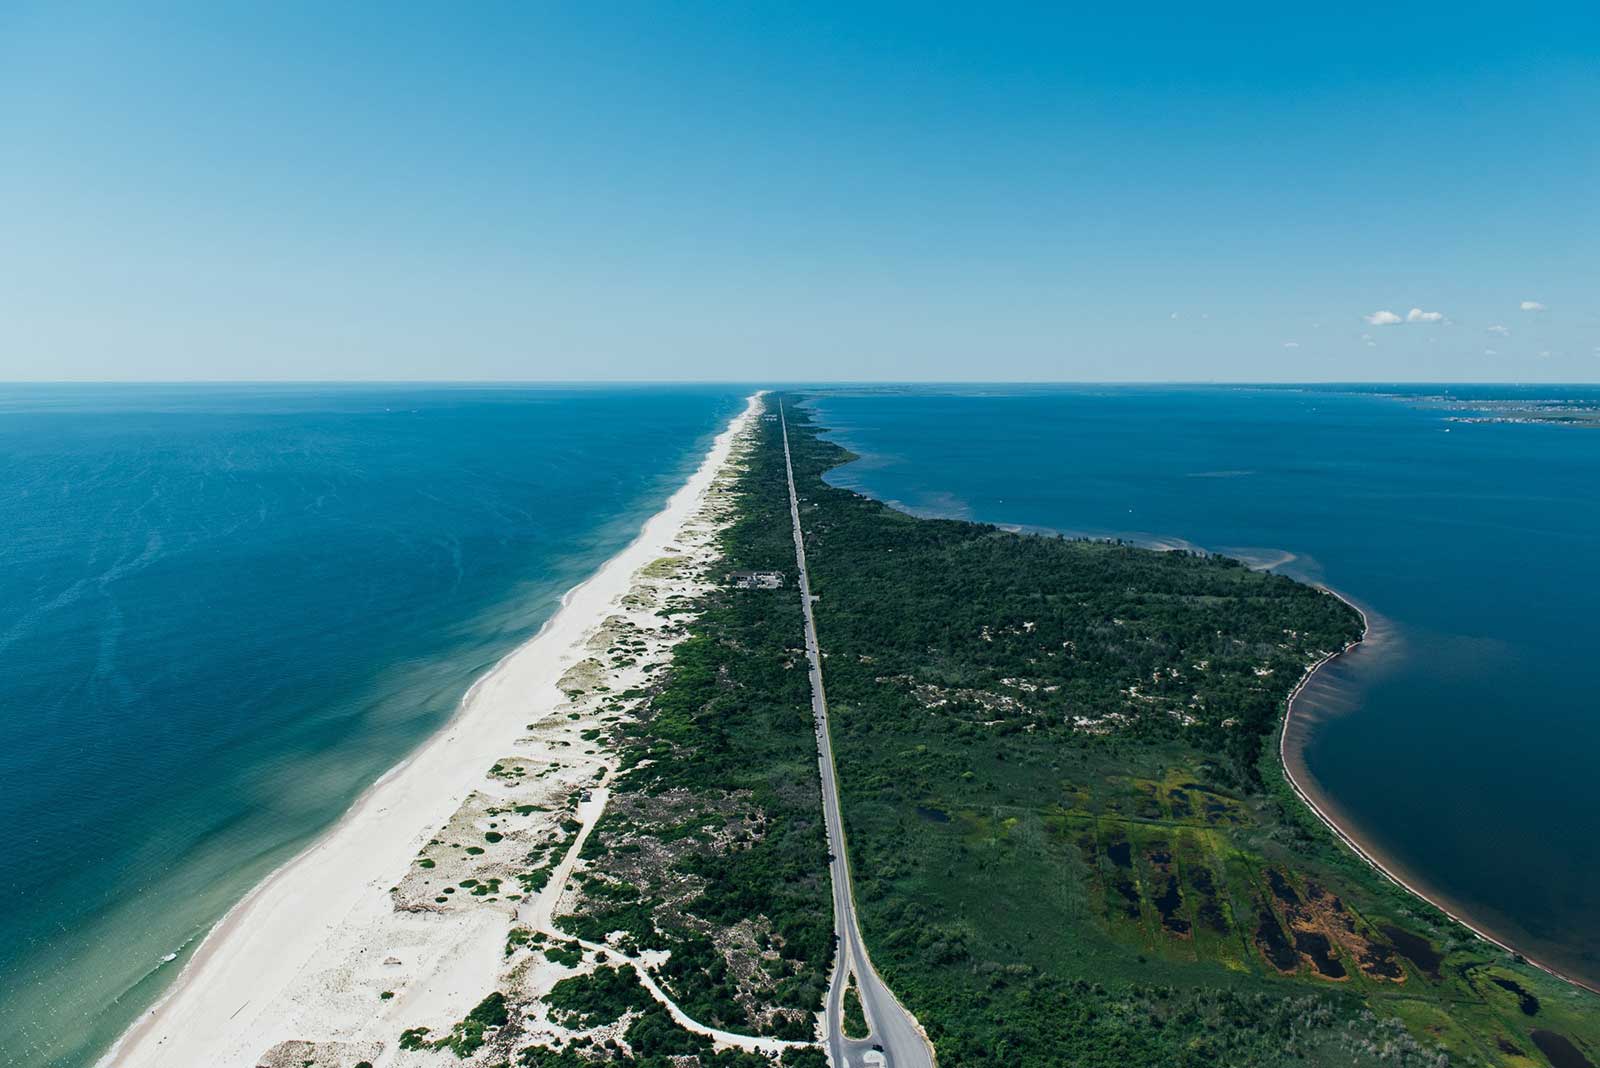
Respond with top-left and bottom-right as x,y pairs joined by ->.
2,2 -> 1597,383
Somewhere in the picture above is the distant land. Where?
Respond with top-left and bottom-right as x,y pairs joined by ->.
1360,388 -> 1600,428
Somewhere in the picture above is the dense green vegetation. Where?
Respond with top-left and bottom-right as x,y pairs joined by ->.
558,421 -> 833,1039
841,976 -> 868,1040
545,966 -> 654,1029
769,395 -> 1600,1068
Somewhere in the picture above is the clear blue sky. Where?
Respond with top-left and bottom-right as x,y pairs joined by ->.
3,2 -> 1596,382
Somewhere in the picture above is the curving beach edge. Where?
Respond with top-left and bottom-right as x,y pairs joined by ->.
97,392 -> 766,1068
1279,586 -> 1600,998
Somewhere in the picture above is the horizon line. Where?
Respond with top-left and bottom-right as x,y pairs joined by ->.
3,379 -> 1597,388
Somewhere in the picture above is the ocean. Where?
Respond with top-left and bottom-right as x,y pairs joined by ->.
806,383 -> 1600,991
0,384 -> 747,1068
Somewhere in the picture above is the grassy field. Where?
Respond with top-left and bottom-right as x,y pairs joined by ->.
772,394 -> 1600,1068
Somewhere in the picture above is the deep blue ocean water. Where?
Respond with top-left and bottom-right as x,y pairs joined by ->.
0,384 -> 746,1068
807,384 -> 1600,990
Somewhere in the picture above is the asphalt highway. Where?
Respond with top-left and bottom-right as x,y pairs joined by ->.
779,402 -> 936,1068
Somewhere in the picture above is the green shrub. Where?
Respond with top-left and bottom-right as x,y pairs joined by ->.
544,965 -> 652,1028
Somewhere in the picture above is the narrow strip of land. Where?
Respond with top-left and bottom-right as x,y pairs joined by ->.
779,401 -> 935,1068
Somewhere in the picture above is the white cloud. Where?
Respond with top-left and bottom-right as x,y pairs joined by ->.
1283,341 -> 1300,349
1485,349 -> 1498,357
1521,300 -> 1546,312
1366,307 -> 1449,326
1486,324 -> 1510,337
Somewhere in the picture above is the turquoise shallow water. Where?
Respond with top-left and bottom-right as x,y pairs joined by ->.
0,384 -> 745,1068
807,384 -> 1600,991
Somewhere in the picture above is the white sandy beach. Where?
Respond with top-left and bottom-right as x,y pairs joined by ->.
99,393 -> 766,1068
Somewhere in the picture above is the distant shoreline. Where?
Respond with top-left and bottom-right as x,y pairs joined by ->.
1278,586 -> 1600,997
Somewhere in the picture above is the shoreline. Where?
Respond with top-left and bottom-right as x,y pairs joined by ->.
98,392 -> 764,1068
1278,585 -> 1600,997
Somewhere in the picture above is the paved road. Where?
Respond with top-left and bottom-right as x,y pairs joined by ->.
779,402 -> 936,1068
